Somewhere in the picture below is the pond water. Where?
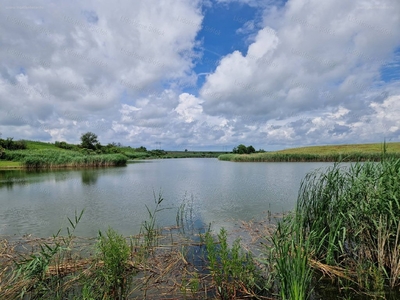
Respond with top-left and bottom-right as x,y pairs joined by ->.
0,159 -> 337,238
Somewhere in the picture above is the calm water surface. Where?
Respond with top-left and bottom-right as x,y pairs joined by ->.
0,159 -> 336,237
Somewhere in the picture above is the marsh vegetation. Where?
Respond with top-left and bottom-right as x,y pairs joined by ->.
219,142 -> 400,162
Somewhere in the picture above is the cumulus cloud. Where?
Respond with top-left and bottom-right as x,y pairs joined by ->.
202,0 -> 400,120
0,0 -> 399,150
0,0 -> 202,145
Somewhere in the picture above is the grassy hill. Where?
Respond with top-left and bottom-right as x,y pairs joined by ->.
25,141 -> 62,150
219,142 -> 400,162
277,142 -> 400,154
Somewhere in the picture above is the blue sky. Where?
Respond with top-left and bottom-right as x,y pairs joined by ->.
0,0 -> 400,150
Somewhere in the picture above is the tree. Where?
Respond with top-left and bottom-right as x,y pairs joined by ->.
233,144 -> 256,154
236,144 -> 248,154
247,145 -> 256,154
136,146 -> 147,152
80,132 -> 99,150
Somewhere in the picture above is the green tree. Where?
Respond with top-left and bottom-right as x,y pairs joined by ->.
136,146 -> 147,152
80,132 -> 99,150
247,145 -> 256,154
233,144 -> 256,154
236,144 -> 248,154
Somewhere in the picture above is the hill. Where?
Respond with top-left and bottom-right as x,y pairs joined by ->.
218,142 -> 400,162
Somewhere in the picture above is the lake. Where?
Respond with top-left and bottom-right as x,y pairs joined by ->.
0,159 -> 336,238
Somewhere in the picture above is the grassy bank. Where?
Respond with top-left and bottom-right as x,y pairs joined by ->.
219,142 -> 400,162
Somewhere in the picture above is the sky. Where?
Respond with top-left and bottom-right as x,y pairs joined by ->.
0,0 -> 399,151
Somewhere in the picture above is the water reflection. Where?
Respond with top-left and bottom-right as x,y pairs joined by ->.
81,170 -> 99,185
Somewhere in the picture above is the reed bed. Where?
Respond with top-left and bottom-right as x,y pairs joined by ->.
219,152 -> 400,162
269,156 -> 400,299
3,149 -> 127,168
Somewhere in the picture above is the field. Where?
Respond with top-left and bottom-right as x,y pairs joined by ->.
277,142 -> 400,154
219,142 -> 400,162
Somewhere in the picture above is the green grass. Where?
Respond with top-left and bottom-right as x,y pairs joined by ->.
25,141 -> 62,150
0,160 -> 22,169
277,142 -> 400,154
219,142 -> 400,162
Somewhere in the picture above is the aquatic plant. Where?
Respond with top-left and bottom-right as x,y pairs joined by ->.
204,227 -> 263,299
95,228 -> 132,299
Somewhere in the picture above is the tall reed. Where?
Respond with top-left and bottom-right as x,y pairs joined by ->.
4,149 -> 127,168
297,158 -> 400,291
270,212 -> 314,300
218,152 -> 400,162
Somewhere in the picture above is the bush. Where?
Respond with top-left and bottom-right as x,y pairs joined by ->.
0,137 -> 27,150
55,141 -> 76,150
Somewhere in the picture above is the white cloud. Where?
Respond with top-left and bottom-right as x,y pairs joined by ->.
0,0 -> 202,145
0,0 -> 399,150
175,93 -> 204,123
201,0 -> 400,123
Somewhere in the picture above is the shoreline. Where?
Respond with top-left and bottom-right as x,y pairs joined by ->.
218,151 -> 400,162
